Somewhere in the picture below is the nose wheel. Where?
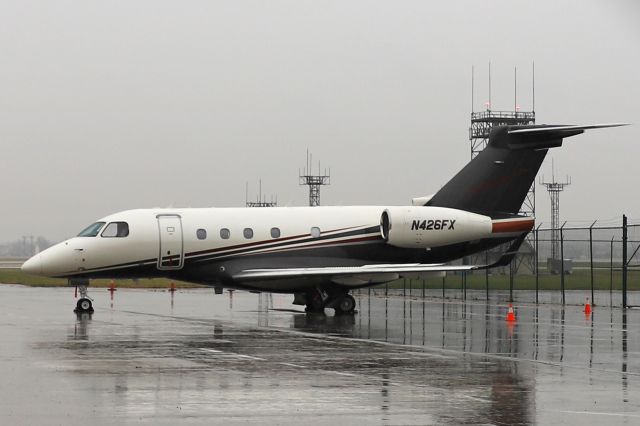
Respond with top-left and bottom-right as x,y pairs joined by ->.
72,281 -> 94,313
75,297 -> 94,313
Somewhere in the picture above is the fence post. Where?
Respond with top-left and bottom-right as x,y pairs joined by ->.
462,272 -> 466,300
623,214 -> 628,309
509,261 -> 514,303
610,236 -> 614,295
560,222 -> 566,305
485,250 -> 489,302
590,220 -> 596,306
535,225 -> 541,305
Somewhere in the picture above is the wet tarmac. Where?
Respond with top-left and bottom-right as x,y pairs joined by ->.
1,285 -> 639,425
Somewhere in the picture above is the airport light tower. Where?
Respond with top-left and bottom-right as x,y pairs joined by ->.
299,150 -> 330,207
540,166 -> 571,261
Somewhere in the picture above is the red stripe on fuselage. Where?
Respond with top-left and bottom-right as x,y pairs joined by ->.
492,219 -> 534,233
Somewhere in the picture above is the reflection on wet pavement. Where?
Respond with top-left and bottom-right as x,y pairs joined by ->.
1,285 -> 639,425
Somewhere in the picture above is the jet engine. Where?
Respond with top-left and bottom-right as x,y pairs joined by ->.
380,206 -> 492,249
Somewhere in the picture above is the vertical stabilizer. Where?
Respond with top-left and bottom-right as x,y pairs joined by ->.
426,124 -> 626,216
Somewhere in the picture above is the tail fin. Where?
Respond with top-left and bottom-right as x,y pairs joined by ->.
425,123 -> 626,216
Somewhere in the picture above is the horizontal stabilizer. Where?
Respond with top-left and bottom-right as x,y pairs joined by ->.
504,123 -> 629,150
508,123 -> 628,135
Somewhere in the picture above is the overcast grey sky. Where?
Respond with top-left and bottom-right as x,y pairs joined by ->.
1,0 -> 639,242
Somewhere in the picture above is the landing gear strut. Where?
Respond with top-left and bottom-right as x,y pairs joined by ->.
72,280 -> 94,314
304,288 -> 327,313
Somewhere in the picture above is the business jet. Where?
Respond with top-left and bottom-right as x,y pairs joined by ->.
22,124 -> 624,314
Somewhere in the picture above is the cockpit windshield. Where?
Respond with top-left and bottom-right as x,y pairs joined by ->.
77,222 -> 106,237
101,222 -> 129,238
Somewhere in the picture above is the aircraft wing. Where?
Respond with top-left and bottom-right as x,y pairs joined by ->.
233,263 -> 477,286
233,234 -> 526,283
233,263 -> 477,281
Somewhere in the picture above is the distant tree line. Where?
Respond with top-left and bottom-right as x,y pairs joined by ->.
0,236 -> 53,257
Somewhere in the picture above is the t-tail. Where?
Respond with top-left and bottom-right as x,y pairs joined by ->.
425,123 -> 627,217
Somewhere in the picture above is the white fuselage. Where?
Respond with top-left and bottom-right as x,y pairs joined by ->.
23,206 -> 385,278
22,205 -> 529,292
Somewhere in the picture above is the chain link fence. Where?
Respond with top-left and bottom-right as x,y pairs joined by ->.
359,216 -> 640,308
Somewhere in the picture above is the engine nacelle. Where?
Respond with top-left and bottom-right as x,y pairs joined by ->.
380,206 -> 492,248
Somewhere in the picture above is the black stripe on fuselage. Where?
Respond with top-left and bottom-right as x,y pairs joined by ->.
184,225 -> 380,263
59,225 -> 377,277
61,257 -> 157,276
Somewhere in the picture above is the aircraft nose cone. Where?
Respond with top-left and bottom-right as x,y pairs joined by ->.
21,255 -> 43,276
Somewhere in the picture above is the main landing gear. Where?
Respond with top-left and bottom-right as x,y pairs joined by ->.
302,289 -> 356,315
72,280 -> 94,314
335,294 -> 356,314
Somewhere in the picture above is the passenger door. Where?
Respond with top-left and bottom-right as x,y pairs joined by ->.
157,215 -> 184,270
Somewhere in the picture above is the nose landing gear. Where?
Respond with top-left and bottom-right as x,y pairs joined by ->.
71,279 -> 94,314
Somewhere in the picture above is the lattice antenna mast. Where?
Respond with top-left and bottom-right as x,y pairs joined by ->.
299,150 -> 330,207
246,179 -> 278,207
470,62 -> 536,216
539,160 -> 571,259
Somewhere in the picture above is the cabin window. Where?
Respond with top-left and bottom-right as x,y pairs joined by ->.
270,227 -> 281,239
101,222 -> 129,238
310,227 -> 321,238
77,222 -> 106,237
243,228 -> 254,239
220,228 -> 230,239
196,229 -> 207,240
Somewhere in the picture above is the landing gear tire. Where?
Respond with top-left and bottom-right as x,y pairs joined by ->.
74,297 -> 94,313
334,294 -> 356,315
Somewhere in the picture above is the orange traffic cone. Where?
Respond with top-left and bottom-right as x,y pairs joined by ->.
584,297 -> 592,315
506,303 -> 516,322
